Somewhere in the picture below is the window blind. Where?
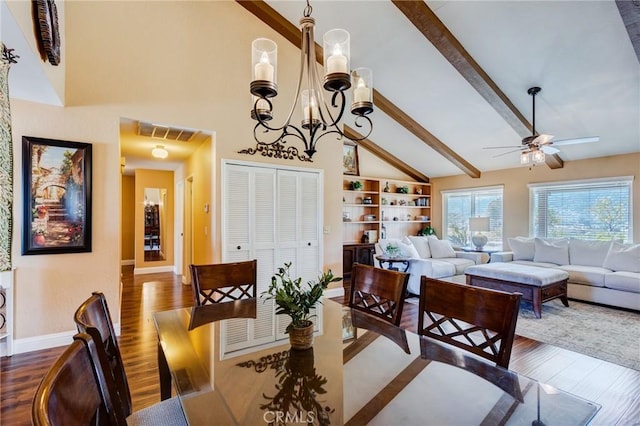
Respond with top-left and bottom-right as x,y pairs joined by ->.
528,177 -> 632,241
442,186 -> 503,247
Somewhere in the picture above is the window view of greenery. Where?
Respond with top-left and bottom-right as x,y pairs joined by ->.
443,187 -> 503,248
530,179 -> 631,241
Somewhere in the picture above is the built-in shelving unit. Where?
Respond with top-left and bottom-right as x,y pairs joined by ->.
342,175 -> 431,244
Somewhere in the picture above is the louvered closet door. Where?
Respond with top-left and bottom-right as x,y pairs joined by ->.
222,165 -> 277,353
275,170 -> 322,339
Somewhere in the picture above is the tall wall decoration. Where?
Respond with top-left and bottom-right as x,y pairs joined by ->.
0,44 -> 18,271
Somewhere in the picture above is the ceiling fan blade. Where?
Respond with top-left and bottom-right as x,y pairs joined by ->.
532,134 -> 554,146
483,145 -> 523,149
541,145 -> 560,154
552,136 -> 600,146
492,148 -> 525,158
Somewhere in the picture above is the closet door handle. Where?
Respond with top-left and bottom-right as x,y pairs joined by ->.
307,242 -> 311,246
237,245 -> 241,250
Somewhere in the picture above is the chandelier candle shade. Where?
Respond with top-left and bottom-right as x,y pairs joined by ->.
469,217 -> 490,251
245,1 -> 374,161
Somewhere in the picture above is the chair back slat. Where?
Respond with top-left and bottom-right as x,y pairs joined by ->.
348,263 -> 410,353
32,333 -> 124,426
418,277 -> 521,369
74,292 -> 132,418
188,259 -> 258,329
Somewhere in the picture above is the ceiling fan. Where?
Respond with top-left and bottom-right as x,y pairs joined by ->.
485,87 -> 599,164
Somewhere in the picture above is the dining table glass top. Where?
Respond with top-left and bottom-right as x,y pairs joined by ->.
153,299 -> 599,425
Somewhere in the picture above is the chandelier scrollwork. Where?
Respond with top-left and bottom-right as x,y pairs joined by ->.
240,1 -> 374,161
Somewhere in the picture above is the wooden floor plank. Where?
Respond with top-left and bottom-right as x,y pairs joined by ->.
1,269 -> 637,424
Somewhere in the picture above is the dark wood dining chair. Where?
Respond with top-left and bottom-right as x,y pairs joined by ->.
348,263 -> 411,353
418,277 -> 521,369
32,332 -> 124,426
74,292 -> 186,425
188,259 -> 258,330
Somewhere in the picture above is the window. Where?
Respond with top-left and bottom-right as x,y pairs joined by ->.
529,177 -> 632,241
442,186 -> 503,248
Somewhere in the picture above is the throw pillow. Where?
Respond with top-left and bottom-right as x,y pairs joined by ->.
603,242 -> 640,273
508,237 -> 535,261
429,238 -> 456,259
569,238 -> 614,267
533,238 -> 569,265
398,241 -> 420,259
407,236 -> 431,259
379,238 -> 419,259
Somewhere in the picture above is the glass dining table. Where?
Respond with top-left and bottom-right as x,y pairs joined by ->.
153,299 -> 600,425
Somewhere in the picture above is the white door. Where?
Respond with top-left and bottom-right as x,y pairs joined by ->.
221,162 -> 322,356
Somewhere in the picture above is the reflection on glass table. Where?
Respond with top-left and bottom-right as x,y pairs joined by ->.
153,300 -> 599,425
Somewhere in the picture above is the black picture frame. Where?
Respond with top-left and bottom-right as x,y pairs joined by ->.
22,136 -> 92,255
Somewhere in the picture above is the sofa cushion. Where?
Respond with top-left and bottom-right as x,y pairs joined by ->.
439,257 -> 475,275
512,260 -> 559,268
429,238 -> 456,259
569,238 -> 613,267
508,237 -> 535,261
378,238 -> 419,259
557,265 -> 609,288
605,272 -> 640,294
407,236 -> 431,259
534,238 -> 569,265
603,242 -> 640,273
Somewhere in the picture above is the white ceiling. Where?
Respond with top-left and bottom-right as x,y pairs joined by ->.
265,0 -> 639,177
4,1 -> 639,178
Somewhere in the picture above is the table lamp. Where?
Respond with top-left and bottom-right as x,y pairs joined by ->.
469,217 -> 490,250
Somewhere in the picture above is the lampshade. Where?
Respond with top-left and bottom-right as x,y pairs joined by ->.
151,145 -> 168,159
469,217 -> 490,233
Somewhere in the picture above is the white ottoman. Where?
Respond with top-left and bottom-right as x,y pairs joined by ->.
465,263 -> 569,318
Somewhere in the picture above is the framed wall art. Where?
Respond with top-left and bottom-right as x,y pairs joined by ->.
343,142 -> 359,176
22,136 -> 92,255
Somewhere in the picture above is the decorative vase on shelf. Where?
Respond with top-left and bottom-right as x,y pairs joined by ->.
384,182 -> 390,192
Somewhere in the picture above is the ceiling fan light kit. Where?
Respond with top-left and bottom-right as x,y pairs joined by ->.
485,86 -> 599,166
241,1 -> 374,162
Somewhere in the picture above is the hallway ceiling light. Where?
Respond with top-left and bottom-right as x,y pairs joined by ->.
243,0 -> 374,162
151,145 -> 168,159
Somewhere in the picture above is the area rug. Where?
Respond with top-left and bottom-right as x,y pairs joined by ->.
405,297 -> 640,370
516,299 -> 639,371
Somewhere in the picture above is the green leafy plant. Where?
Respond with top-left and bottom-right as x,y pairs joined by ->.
385,243 -> 402,258
262,262 -> 342,333
417,225 -> 437,237
350,181 -> 363,190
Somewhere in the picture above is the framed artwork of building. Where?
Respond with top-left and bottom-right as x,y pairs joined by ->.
22,136 -> 92,255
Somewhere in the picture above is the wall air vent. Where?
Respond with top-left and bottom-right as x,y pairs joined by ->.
137,121 -> 198,142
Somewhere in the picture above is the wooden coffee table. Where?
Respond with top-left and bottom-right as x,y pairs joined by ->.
465,263 -> 569,319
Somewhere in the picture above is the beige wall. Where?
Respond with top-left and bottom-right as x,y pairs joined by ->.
121,175 -> 135,262
8,1 -> 346,344
134,170 -> 174,270
431,153 -> 640,244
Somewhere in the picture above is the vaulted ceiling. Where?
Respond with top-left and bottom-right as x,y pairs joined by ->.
4,1 -> 639,179
254,0 -> 639,179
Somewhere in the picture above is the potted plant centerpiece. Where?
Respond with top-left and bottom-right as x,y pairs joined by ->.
262,262 -> 342,350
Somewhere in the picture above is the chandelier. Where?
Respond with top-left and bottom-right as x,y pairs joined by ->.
243,1 -> 374,162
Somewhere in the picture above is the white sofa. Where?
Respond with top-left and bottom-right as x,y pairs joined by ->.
375,236 -> 483,295
491,237 -> 640,311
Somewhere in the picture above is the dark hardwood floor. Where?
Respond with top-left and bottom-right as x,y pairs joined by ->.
1,268 -> 638,425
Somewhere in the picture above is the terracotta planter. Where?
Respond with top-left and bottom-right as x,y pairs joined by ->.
288,322 -> 314,350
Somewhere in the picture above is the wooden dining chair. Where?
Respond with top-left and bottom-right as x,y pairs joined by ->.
348,263 -> 411,353
74,292 -> 186,425
32,332 -> 124,426
188,259 -> 257,330
418,277 -> 521,369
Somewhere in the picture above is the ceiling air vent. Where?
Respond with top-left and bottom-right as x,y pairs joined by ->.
137,121 -> 198,142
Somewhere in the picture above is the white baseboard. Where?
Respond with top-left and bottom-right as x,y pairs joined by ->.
134,265 -> 175,275
9,322 -> 121,356
121,259 -> 134,266
324,287 -> 345,298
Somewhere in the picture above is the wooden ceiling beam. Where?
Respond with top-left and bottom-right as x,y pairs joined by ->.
344,126 -> 430,182
616,0 -> 640,63
392,0 -> 565,170
236,0 -> 480,178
